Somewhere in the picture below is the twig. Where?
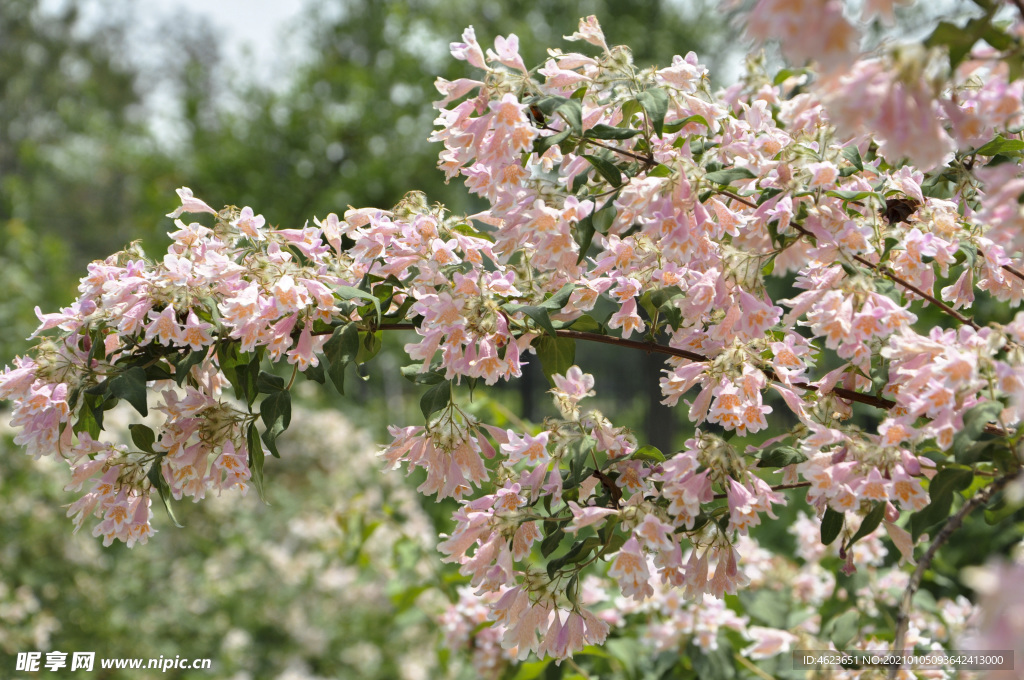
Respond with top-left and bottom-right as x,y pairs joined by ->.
888,471 -> 1019,679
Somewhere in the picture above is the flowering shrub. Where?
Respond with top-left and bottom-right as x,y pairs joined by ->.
4,1 -> 1024,677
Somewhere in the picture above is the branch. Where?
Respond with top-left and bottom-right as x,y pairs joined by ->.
371,324 -> 896,410
888,471 -> 1020,679
719,189 -> 1008,332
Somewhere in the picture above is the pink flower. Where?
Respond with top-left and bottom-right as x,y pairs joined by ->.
450,26 -> 487,69
232,206 -> 266,240
565,501 -> 618,533
166,187 -> 216,218
180,311 -> 213,351
607,298 -> 645,339
609,537 -> 653,601
500,430 -> 550,465
286,324 -> 319,371
144,306 -> 184,346
562,15 -> 608,51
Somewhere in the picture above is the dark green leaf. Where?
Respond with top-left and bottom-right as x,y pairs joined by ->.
147,462 -> 183,528
535,128 -> 571,154
257,370 -> 286,393
420,380 -> 451,420
927,466 -> 974,500
535,336 -> 575,385
324,322 -> 359,395
840,145 -> 864,172
705,167 -> 757,185
108,366 -> 148,417
975,135 -> 1024,156
173,349 -> 208,386
336,285 -> 381,325
574,214 -> 596,264
582,154 -> 622,187
662,114 -> 710,134
584,124 -> 641,140
510,305 -> 556,337
631,445 -> 665,463
247,422 -> 268,503
636,88 -> 669,137
541,527 -> 565,558
129,424 -> 157,454
303,360 -> 326,384
555,98 -> 583,136
260,390 -> 291,459
850,502 -> 886,545
821,507 -> 845,545
911,490 -> 956,543
357,330 -> 383,363
758,445 -> 808,468
592,201 -> 617,234
401,364 -> 445,385
539,283 -> 577,311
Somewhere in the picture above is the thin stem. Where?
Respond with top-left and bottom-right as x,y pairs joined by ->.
888,471 -> 1019,679
719,189 -> 1024,294
712,481 -> 810,500
371,324 -> 897,411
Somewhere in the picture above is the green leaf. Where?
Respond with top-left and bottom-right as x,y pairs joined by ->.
401,364 -> 445,385
636,87 -> 670,137
535,128 -> 572,154
535,336 -> 575,385
541,526 -> 565,558
952,401 -> 1004,452
740,588 -> 791,629
129,424 -> 157,454
260,390 -> 291,459
705,167 -> 757,185
357,330 -> 383,363
821,507 -> 845,546
420,381 -> 451,420
850,502 -> 887,545
555,98 -> 583,136
927,466 -> 974,500
582,154 -> 622,187
592,200 -> 617,233
73,393 -> 104,439
173,349 -> 207,386
323,322 -> 359,395
108,366 -> 148,417
246,422 -> 268,503
631,445 -> 666,463
584,124 -> 640,140
510,304 -> 556,337
539,283 -> 577,311
257,370 -> 286,393
826,189 -> 881,202
336,285 -> 381,325
662,114 -> 710,134
574,213 -> 596,265
303,360 -> 326,384
510,659 -> 553,680
840,144 -> 864,172
975,135 -> 1024,156
827,610 -> 860,650
147,462 -> 183,528
757,445 -> 808,468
